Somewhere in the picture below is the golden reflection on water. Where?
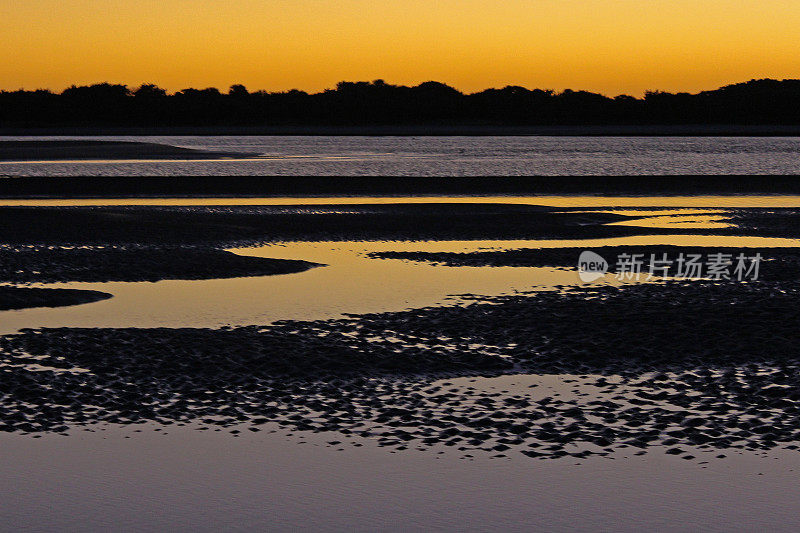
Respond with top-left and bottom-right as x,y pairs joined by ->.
3,195 -> 800,207
2,195 -> 799,333
1,234 -> 798,335
0,249 -> 582,335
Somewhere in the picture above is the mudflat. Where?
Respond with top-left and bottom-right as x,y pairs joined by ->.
0,140 -> 249,161
3,198 -> 800,465
5,175 -> 800,197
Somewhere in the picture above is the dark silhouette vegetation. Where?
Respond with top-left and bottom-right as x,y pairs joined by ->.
2,78 -> 800,127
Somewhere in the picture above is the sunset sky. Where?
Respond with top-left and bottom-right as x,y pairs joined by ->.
4,0 -> 800,96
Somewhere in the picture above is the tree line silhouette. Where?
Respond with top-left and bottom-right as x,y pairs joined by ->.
2,78 -> 800,127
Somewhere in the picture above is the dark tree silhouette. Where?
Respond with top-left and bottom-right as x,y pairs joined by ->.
228,84 -> 249,97
1,78 -> 800,128
133,84 -> 167,99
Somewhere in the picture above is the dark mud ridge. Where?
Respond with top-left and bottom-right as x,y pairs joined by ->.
370,245 -> 800,281
0,286 -> 111,311
7,166 -> 800,198
3,279 -> 800,463
0,247 -> 320,283
0,140 -> 249,161
2,205 -> 795,248
0,205 -> 688,246
730,209 -> 800,239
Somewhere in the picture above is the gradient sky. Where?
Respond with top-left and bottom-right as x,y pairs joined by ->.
3,0 -> 799,96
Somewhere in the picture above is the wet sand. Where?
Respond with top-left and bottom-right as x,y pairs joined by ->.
0,247 -> 320,283
2,278 -> 800,463
0,140 -> 249,161
0,286 -> 111,310
5,175 -> 800,197
2,204 -> 799,459
370,244 -> 800,280
0,204 -> 656,246
1,204 -> 795,250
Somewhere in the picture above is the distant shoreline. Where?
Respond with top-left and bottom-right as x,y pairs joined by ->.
4,124 -> 800,137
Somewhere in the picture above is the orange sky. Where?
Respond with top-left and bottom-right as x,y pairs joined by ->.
3,0 -> 800,96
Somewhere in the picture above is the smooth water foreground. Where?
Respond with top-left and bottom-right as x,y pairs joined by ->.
4,197 -> 800,532
2,135 -> 800,175
4,424 -> 800,533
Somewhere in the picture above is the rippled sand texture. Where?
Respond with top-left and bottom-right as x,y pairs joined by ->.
3,276 -> 800,463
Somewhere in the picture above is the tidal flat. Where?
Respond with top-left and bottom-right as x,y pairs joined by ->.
3,195 -> 800,531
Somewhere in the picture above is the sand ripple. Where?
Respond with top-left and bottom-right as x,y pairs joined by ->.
2,279 -> 800,463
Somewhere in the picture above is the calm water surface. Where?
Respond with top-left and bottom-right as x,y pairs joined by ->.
2,135 -> 800,175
